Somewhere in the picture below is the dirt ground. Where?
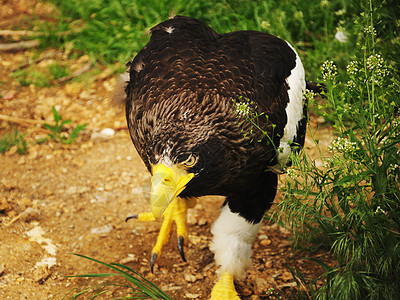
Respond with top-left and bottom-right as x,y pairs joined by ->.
0,1 -> 334,299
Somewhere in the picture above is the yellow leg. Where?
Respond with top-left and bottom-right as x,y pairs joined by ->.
210,272 -> 241,300
126,197 -> 196,272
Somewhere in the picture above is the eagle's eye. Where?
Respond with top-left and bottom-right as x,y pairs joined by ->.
181,154 -> 198,168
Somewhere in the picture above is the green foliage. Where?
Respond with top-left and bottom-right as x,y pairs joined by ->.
39,106 -> 87,144
0,128 -> 28,154
40,0 -> 385,77
63,254 -> 172,300
276,3 -> 400,299
11,62 -> 70,87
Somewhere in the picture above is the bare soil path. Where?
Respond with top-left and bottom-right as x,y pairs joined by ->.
0,1 -> 334,299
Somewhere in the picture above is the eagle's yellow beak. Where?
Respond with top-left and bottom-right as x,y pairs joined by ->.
150,164 -> 194,219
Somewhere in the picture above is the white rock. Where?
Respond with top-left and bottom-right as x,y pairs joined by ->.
90,128 -> 115,142
91,224 -> 113,235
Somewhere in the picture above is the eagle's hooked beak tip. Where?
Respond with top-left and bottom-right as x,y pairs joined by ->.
150,164 -> 194,219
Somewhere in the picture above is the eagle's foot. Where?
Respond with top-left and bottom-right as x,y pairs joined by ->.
210,272 -> 241,300
126,197 -> 196,272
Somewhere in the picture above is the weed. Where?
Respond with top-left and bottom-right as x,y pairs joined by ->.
275,2 -> 400,299
11,68 -> 50,87
62,254 -> 172,300
11,62 -> 70,87
0,128 -> 28,154
39,106 -> 87,144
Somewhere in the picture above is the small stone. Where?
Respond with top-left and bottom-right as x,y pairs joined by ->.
119,254 -> 136,264
91,128 -> 115,143
185,293 -> 201,299
281,271 -> 293,282
260,239 -> 272,247
198,217 -> 207,226
27,148 -> 38,160
280,282 -> 297,288
184,274 -> 198,283
33,264 -> 51,283
104,183 -> 113,191
100,128 -> 115,136
254,277 -> 270,294
91,224 -> 113,235
79,90 -> 91,100
258,234 -> 269,240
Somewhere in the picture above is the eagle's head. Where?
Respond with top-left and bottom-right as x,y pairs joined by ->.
131,92 -> 257,219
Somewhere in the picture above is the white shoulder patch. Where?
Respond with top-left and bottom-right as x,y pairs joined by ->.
210,205 -> 262,280
274,41 -> 306,170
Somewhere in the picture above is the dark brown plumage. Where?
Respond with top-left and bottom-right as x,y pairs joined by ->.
126,16 -> 306,222
124,16 -> 309,298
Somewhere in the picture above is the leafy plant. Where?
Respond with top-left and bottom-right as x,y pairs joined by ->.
63,254 -> 172,300
39,106 -> 87,144
0,128 -> 28,154
275,2 -> 400,299
11,62 -> 70,87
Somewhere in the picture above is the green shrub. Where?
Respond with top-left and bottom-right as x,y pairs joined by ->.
276,3 -> 400,299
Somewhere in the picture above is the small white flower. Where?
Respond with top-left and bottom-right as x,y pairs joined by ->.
286,168 -> 298,179
294,11 -> 304,20
345,80 -> 356,91
335,9 -> 346,16
364,25 -> 377,36
366,54 -> 384,71
388,163 -> 399,173
320,0 -> 330,8
261,21 -> 270,31
346,61 -> 359,75
329,137 -> 357,153
374,206 -> 386,215
303,89 -> 315,102
321,60 -> 338,82
234,100 -> 251,116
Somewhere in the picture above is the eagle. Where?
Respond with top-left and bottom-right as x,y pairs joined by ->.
124,16 -> 310,299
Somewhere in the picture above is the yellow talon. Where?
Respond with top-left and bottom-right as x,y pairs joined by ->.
210,272 -> 241,300
151,197 -> 191,265
127,197 -> 196,271
127,163 -> 196,272
135,212 -> 156,222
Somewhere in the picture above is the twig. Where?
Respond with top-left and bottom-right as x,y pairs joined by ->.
52,61 -> 93,84
0,40 -> 40,52
0,30 -> 35,37
0,114 -> 46,126
3,208 -> 40,227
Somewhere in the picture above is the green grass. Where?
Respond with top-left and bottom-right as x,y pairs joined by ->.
0,128 -> 28,154
63,254 -> 172,300
11,61 -> 70,87
39,0 -> 399,79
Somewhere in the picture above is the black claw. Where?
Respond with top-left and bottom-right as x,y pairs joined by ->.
177,235 -> 186,262
125,214 -> 138,222
150,253 -> 158,273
